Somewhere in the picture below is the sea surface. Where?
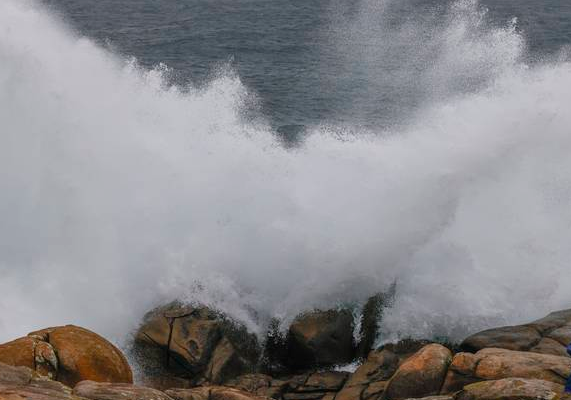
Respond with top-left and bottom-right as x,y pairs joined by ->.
41,0 -> 571,133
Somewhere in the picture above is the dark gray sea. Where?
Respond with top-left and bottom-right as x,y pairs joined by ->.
40,0 -> 571,134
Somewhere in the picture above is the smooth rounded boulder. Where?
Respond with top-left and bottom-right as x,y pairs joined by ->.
383,344 -> 452,400
73,381 -> 174,400
0,325 -> 132,387
455,378 -> 564,400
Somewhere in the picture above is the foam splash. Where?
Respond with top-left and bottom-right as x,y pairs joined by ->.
1,0 -> 571,348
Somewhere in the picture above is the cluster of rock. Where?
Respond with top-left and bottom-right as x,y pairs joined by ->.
1,307 -> 571,400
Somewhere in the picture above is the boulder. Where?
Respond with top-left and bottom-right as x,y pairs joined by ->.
73,381 -> 173,400
529,338 -> 569,358
460,326 -> 541,353
0,362 -> 82,400
455,378 -> 564,400
471,348 -> 571,385
440,353 -> 480,394
287,309 -> 355,369
383,344 -> 452,400
166,387 -> 271,400
336,342 -> 422,400
134,303 -> 259,385
461,309 -> 571,354
547,324 -> 571,347
0,326 -> 132,387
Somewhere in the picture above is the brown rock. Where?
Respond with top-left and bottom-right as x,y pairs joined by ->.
287,309 -> 356,369
439,353 -> 480,394
362,381 -> 387,400
45,326 -> 132,387
73,381 -> 172,400
455,378 -> 564,400
473,348 -> 571,384
301,371 -> 349,392
336,348 -> 400,400
205,338 -> 251,384
134,304 -> 259,384
210,387 -> 271,400
166,387 -> 211,400
0,339 -> 36,371
460,326 -> 541,353
402,397 -> 452,400
529,338 -> 569,357
0,326 -> 132,388
525,309 -> 571,334
335,384 -> 365,400
225,374 -> 273,395
383,344 -> 452,400
0,363 -> 36,386
0,362 -> 82,400
547,324 -> 571,347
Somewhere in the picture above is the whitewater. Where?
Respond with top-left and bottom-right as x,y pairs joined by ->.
1,0 -> 571,349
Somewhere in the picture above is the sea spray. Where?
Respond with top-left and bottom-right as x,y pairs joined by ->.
1,0 -> 571,349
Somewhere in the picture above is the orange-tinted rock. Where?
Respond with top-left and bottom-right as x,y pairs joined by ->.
0,326 -> 132,388
73,381 -> 172,400
383,344 -> 452,400
439,353 -> 480,394
46,326 -> 132,387
166,387 -> 211,400
473,348 -> 571,385
0,339 -> 36,371
456,378 -> 564,400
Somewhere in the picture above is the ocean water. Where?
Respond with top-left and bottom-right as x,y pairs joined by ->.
1,0 -> 571,347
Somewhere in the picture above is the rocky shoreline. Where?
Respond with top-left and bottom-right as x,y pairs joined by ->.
1,306 -> 571,400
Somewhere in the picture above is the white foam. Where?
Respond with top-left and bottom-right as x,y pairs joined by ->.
1,0 -> 570,348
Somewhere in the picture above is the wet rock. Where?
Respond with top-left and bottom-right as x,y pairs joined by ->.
529,337 -> 569,357
383,344 -> 452,400
471,348 -> 571,385
546,324 -> 571,347
166,387 -> 271,400
0,326 -> 132,387
287,309 -> 355,369
0,362 -> 82,400
73,381 -> 173,400
455,378 -> 564,400
336,347 -> 401,400
525,309 -> 571,334
134,303 -> 260,385
402,397 -> 452,400
440,353 -> 480,394
460,326 -> 541,353
301,372 -> 349,392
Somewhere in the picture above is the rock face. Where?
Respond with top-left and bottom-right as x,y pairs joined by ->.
287,309 -> 356,369
461,309 -> 571,356
441,347 -> 571,393
73,381 -> 174,400
133,303 -> 260,385
455,378 -> 564,400
383,344 -> 452,400
0,361 -> 83,400
166,387 -> 272,400
0,325 -> 133,387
